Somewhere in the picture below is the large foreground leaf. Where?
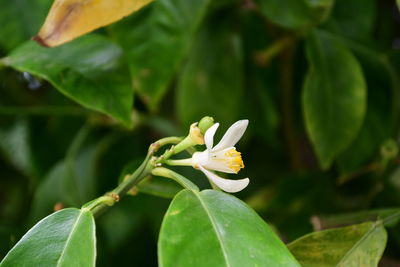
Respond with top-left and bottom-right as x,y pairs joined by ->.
111,0 -> 212,110
1,208 -> 96,267
302,30 -> 366,169
3,35 -> 133,127
288,222 -> 387,267
158,189 -> 300,267
255,0 -> 334,30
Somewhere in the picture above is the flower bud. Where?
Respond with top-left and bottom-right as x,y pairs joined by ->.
380,139 -> 398,160
198,116 -> 214,135
189,123 -> 205,145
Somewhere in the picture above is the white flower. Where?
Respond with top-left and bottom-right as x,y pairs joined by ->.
191,120 -> 250,193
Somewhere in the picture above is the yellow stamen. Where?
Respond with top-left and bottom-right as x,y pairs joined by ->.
224,149 -> 244,173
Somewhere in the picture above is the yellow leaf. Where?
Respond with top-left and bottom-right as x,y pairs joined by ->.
34,0 -> 153,47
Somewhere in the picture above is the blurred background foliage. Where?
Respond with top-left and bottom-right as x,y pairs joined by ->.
1,0 -> 400,265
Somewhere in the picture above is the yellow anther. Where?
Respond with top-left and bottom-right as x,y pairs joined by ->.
223,149 -> 244,173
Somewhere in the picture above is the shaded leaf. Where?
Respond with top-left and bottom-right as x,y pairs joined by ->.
158,189 -> 300,267
1,208 -> 96,267
176,17 -> 243,127
330,0 -> 376,41
0,119 -> 32,176
302,30 -> 367,169
110,0 -> 212,110
254,0 -> 334,30
3,35 -> 133,127
311,208 -> 400,230
29,126 -> 102,223
0,0 -> 52,51
288,222 -> 387,267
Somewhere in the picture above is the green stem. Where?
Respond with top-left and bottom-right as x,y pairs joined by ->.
155,136 -> 197,164
152,167 -> 199,191
89,136 -> 196,217
382,210 -> 400,226
280,40 -> 302,170
83,196 -> 115,211
164,158 -> 192,166
255,37 -> 294,66
91,150 -> 155,217
0,57 -> 7,70
150,136 -> 184,153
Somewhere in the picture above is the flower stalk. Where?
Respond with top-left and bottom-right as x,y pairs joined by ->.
151,167 -> 199,191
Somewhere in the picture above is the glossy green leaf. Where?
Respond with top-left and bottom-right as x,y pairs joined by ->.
176,18 -> 243,127
254,0 -> 334,30
288,222 -> 387,267
110,0 -> 212,110
3,35 -> 133,127
1,208 -> 96,267
303,30 -> 367,169
158,189 -> 300,267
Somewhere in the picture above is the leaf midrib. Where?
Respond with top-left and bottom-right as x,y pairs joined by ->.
194,191 -> 231,267
336,223 -> 379,265
56,210 -> 85,266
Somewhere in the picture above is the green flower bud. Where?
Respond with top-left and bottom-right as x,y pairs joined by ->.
198,116 -> 214,135
380,139 -> 399,160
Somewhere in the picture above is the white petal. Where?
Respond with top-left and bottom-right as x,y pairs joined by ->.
213,120 -> 248,151
192,150 -> 210,167
204,123 -> 219,150
199,166 -> 249,193
203,160 -> 236,174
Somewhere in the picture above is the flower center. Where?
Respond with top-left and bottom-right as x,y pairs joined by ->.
213,148 -> 244,173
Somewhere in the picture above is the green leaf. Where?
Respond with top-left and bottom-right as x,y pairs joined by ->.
110,0 -> 212,110
0,0 -> 52,52
176,17 -> 243,127
288,222 -> 387,267
3,35 -> 133,127
158,189 -> 300,267
330,0 -> 376,41
302,30 -> 367,169
29,126 -> 103,223
0,119 -> 32,176
1,208 -> 96,267
254,0 -> 334,30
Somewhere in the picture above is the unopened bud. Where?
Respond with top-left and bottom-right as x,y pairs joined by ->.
381,139 -> 398,160
189,123 -> 205,145
198,116 -> 214,135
